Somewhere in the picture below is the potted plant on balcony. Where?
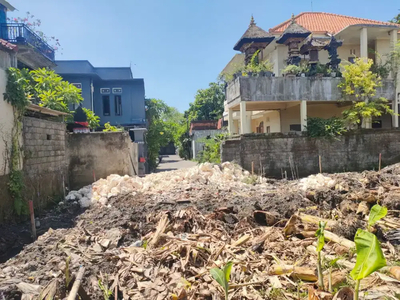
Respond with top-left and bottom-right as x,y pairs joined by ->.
282,65 -> 301,78
315,63 -> 327,78
299,62 -> 309,77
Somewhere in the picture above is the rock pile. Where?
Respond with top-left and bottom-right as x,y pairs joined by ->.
1,163 -> 400,299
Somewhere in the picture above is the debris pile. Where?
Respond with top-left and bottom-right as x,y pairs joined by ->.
1,163 -> 400,299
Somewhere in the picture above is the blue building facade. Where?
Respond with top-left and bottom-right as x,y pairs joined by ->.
54,60 -> 146,132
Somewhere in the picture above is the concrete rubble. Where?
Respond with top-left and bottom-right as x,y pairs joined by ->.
0,162 -> 400,299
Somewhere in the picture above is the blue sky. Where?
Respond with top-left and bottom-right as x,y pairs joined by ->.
8,0 -> 399,112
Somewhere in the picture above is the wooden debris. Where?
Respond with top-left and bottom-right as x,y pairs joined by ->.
67,267 -> 85,300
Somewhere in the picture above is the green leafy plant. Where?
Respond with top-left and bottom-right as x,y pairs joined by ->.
350,229 -> 386,300
282,64 -> 301,76
103,122 -> 120,132
306,117 -> 347,138
339,58 -> 393,128
210,261 -> 233,300
316,221 -> 326,289
368,204 -> 387,227
82,108 -> 100,130
197,133 -> 227,163
98,273 -> 113,300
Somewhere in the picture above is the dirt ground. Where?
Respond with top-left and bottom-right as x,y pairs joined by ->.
0,162 -> 400,299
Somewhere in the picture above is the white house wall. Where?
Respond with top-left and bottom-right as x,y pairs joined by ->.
0,69 -> 14,176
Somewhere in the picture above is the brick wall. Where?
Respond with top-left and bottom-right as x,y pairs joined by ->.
221,130 -> 400,178
23,117 -> 67,208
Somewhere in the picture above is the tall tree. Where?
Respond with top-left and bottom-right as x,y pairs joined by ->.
145,99 -> 183,171
186,82 -> 225,121
390,12 -> 400,24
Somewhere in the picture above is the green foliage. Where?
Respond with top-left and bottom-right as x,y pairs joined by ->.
185,82 -> 225,121
370,63 -> 390,79
342,98 -> 393,127
245,50 -> 273,74
98,276 -> 113,300
30,69 -> 82,112
4,68 -> 31,112
316,221 -> 326,252
306,117 -> 347,138
339,58 -> 393,127
351,229 -> 386,300
316,222 -> 326,289
145,98 -> 180,171
197,134 -> 226,163
339,58 -> 381,101
220,51 -> 273,82
103,122 -> 120,132
282,64 -> 302,76
368,204 -> 387,227
210,261 -> 233,300
82,108 -> 100,129
390,13 -> 400,24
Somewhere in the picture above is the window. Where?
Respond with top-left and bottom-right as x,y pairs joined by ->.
372,120 -> 382,129
115,95 -> 122,116
290,124 -> 301,132
103,95 -> 110,116
71,83 -> 82,90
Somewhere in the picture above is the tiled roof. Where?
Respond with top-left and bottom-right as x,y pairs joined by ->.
0,39 -> 17,51
269,12 -> 400,34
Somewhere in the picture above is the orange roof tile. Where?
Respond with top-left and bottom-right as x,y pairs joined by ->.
269,12 -> 399,34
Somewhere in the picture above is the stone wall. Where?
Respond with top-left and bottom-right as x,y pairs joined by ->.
67,132 -> 137,190
221,130 -> 400,178
23,117 -> 67,209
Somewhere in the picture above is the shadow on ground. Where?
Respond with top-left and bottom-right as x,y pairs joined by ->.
0,204 -> 85,263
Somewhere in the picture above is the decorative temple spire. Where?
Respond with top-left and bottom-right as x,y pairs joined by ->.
233,15 -> 275,65
291,13 -> 295,23
250,15 -> 256,27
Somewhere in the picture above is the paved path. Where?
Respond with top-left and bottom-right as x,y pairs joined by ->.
155,155 -> 197,173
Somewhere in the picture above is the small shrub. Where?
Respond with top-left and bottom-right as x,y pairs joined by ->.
306,117 -> 346,138
197,133 -> 226,163
282,64 -> 301,76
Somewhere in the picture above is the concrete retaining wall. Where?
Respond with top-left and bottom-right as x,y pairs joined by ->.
221,130 -> 400,178
67,132 -> 137,190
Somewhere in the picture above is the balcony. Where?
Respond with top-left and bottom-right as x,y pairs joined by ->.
226,76 -> 396,107
0,23 -> 55,68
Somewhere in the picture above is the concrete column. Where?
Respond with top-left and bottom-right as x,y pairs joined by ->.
300,100 -> 307,131
228,108 -> 234,134
360,27 -> 368,61
392,98 -> 399,128
240,101 -> 248,134
246,112 -> 252,133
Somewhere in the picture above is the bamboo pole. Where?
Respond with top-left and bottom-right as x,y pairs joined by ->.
319,155 -> 322,173
28,200 -> 36,240
379,153 -> 382,171
67,266 -> 85,300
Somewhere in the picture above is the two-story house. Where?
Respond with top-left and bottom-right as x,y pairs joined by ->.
0,0 -> 58,177
223,13 -> 400,134
54,60 -> 146,142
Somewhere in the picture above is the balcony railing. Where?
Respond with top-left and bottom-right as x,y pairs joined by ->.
0,23 -> 55,61
226,76 -> 396,105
